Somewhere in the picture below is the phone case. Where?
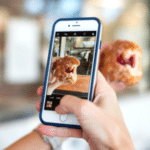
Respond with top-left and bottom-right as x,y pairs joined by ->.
40,17 -> 102,129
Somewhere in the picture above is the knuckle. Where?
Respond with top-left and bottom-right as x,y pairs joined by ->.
107,87 -> 117,98
78,100 -> 91,114
111,88 -> 117,97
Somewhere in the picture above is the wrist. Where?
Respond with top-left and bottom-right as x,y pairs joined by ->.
32,130 -> 52,150
33,127 -> 63,150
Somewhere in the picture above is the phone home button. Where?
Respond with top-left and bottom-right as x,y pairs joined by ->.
59,114 -> 68,122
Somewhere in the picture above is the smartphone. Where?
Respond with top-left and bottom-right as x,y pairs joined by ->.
40,18 -> 102,129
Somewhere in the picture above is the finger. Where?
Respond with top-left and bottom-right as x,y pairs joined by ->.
49,57 -> 60,81
55,95 -> 103,131
49,76 -> 56,83
50,57 -> 61,72
100,42 -> 110,53
38,125 -> 82,138
52,57 -> 60,63
93,70 -> 118,107
55,95 -> 91,118
47,81 -> 63,95
36,101 -> 41,112
94,70 -> 113,97
108,81 -> 126,92
37,86 -> 43,97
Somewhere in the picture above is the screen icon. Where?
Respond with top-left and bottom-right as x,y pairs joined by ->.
83,32 -> 86,36
64,33 -> 68,36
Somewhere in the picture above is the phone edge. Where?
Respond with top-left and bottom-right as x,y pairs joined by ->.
39,17 -> 102,129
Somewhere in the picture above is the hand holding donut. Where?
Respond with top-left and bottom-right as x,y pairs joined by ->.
47,56 -> 80,95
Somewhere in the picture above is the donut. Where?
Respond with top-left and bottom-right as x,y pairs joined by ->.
52,56 -> 80,84
99,40 -> 143,86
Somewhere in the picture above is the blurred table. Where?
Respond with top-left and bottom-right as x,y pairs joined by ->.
0,84 -> 41,123
0,96 -> 39,123
57,75 -> 90,92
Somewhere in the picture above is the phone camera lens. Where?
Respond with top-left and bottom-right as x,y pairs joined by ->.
68,25 -> 70,27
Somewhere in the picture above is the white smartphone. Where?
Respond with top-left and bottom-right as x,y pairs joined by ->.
40,18 -> 102,129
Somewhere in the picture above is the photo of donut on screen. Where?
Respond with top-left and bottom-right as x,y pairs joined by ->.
45,31 -> 96,110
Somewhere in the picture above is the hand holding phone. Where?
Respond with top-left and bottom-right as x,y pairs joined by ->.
37,71 -> 135,149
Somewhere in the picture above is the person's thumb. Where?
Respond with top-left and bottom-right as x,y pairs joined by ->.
55,95 -> 106,133
55,95 -> 102,127
55,95 -> 90,118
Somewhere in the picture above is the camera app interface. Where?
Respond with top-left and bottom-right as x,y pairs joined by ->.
45,31 -> 96,110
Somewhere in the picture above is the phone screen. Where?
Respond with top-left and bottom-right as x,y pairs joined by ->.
45,31 -> 96,110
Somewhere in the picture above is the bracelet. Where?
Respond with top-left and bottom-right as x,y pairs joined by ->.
33,128 -> 62,150
43,136 -> 62,150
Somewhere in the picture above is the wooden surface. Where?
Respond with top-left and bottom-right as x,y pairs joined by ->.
56,75 -> 90,92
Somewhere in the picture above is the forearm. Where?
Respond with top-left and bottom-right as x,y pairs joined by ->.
5,131 -> 51,150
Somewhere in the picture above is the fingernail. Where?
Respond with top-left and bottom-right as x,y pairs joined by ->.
38,125 -> 43,134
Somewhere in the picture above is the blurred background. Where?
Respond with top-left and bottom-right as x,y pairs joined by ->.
0,0 -> 149,149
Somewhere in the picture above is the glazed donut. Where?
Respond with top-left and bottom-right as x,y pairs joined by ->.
99,40 -> 143,86
52,56 -> 80,84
